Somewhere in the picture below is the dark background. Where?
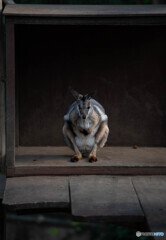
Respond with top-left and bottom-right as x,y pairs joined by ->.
16,25 -> 166,147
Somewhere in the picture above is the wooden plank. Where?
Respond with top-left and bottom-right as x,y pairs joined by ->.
7,166 -> 166,177
6,146 -> 166,176
4,5 -> 166,25
6,22 -> 15,167
5,15 -> 166,26
0,0 -> 5,173
3,4 -> 166,17
70,176 -> 144,222
3,176 -> 70,210
0,1 -> 5,232
132,176 -> 166,240
15,147 -> 166,167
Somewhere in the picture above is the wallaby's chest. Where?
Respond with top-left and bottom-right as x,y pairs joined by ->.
71,110 -> 100,137
77,118 -> 93,131
72,119 -> 97,155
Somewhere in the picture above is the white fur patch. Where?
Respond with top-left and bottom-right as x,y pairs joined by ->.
78,118 -> 91,131
75,133 -> 95,154
64,105 -> 75,121
94,105 -> 108,122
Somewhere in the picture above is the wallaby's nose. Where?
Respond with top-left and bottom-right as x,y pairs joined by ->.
82,116 -> 86,119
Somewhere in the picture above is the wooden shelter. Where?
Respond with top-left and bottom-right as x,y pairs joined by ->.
0,1 -> 166,239
2,3 -> 166,177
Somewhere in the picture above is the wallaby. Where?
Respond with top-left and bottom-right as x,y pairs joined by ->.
63,88 -> 109,162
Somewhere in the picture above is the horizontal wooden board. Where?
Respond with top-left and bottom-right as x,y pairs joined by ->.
3,4 -> 166,17
6,146 -> 166,177
70,176 -> 144,222
15,147 -> 166,167
6,16 -> 166,26
3,176 -> 70,210
132,176 -> 166,240
7,166 -> 166,177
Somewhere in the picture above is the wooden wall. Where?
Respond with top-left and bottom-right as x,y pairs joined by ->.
16,25 -> 166,146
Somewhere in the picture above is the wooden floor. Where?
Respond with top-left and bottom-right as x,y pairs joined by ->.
3,175 -> 166,240
7,146 -> 166,176
4,147 -> 166,239
15,146 -> 166,167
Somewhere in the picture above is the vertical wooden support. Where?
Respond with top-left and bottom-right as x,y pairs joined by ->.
0,175 -> 6,240
0,0 -> 6,173
6,22 -> 15,167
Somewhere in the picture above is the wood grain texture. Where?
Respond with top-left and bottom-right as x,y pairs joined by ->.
69,176 -> 144,222
7,166 -> 166,177
15,25 -> 166,146
5,146 -> 166,177
3,5 -> 166,17
15,147 -> 166,167
132,176 -> 166,240
3,176 -> 70,210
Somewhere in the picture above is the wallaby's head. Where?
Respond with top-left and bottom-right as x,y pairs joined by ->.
70,87 -> 96,120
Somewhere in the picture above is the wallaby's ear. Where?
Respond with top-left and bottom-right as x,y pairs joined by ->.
69,87 -> 83,100
85,90 -> 97,100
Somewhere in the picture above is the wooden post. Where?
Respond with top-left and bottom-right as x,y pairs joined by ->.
0,0 -> 6,173
0,174 -> 6,240
6,21 -> 15,167
0,3 -> 6,238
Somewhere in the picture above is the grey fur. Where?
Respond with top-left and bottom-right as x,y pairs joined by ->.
63,89 -> 109,162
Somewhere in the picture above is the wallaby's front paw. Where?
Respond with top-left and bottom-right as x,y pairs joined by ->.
71,155 -> 81,162
89,156 -> 97,163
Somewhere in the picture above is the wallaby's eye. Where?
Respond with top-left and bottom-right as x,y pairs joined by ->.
87,106 -> 90,109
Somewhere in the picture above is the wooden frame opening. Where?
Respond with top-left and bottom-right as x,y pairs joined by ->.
4,4 -> 166,176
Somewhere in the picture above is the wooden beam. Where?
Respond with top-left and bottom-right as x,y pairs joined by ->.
0,0 -> 5,173
6,22 -> 15,167
15,147 -> 166,168
3,5 -> 166,17
132,176 -> 166,240
3,176 -> 70,211
7,166 -> 166,177
69,176 -> 144,222
3,5 -> 166,25
0,9 -> 6,240
7,147 -> 166,177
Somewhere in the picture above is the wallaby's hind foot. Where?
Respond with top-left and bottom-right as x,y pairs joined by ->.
71,155 -> 82,162
89,156 -> 98,163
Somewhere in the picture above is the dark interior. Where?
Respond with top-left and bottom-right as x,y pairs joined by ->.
16,25 -> 166,147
